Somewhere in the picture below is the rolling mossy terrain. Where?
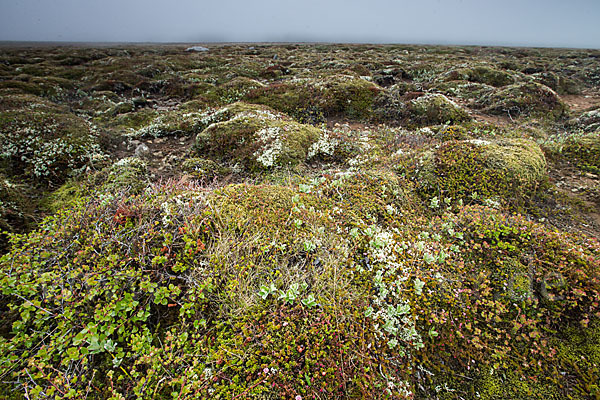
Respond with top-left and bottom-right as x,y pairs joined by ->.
0,43 -> 599,399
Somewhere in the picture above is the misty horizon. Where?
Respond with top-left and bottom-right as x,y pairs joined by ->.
1,0 -> 599,49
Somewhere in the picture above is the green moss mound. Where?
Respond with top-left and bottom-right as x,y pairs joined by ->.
532,71 -> 581,95
407,93 -> 471,125
414,138 -> 547,201
196,102 -> 322,170
245,74 -> 381,120
0,107 -> 100,185
433,81 -> 497,101
476,82 -> 568,119
545,131 -> 600,173
443,66 -> 516,87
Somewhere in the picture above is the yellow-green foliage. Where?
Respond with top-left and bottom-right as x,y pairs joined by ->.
196,102 -> 322,170
477,369 -> 560,399
553,321 -> 600,398
407,93 -> 471,125
414,138 -> 547,201
40,179 -> 85,214
208,183 -> 322,243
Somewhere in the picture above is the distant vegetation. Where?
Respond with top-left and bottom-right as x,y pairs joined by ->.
0,43 -> 599,399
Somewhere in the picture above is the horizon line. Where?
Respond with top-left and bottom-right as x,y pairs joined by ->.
0,40 -> 599,51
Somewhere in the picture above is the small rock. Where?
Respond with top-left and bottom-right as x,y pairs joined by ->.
571,188 -> 579,193
186,46 -> 209,52
132,97 -> 148,107
585,172 -> 598,179
135,143 -> 150,159
130,139 -> 140,146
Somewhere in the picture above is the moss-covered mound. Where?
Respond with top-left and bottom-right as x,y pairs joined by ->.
245,74 -> 382,120
407,93 -> 471,125
0,180 -> 598,399
545,131 -> 600,173
414,138 -> 547,201
196,102 -> 322,170
476,82 -> 568,119
0,104 -> 100,185
532,71 -> 581,95
442,66 -> 516,87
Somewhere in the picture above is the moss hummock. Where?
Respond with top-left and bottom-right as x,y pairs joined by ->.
245,74 -> 382,120
196,102 -> 322,170
442,65 -> 516,87
476,82 -> 568,119
407,93 -> 471,125
414,138 -> 547,201
0,104 -> 100,185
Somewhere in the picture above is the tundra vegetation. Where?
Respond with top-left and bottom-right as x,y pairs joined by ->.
0,43 -> 599,399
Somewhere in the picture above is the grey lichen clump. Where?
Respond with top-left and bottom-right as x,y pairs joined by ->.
195,102 -> 322,170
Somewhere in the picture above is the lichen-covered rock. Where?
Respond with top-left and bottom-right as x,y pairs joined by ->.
196,102 -> 322,170
414,138 -> 547,200
407,93 -> 471,125
476,82 -> 568,119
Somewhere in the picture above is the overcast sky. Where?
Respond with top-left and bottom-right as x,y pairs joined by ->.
1,0 -> 599,48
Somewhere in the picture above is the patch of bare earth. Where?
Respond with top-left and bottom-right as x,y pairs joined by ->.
561,90 -> 600,112
548,160 -> 600,238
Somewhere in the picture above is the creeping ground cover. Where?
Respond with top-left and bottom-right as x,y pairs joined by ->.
0,43 -> 600,399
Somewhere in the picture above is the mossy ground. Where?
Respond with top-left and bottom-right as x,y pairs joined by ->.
0,43 -> 599,400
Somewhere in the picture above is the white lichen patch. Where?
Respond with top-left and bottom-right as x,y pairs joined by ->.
254,126 -> 283,168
